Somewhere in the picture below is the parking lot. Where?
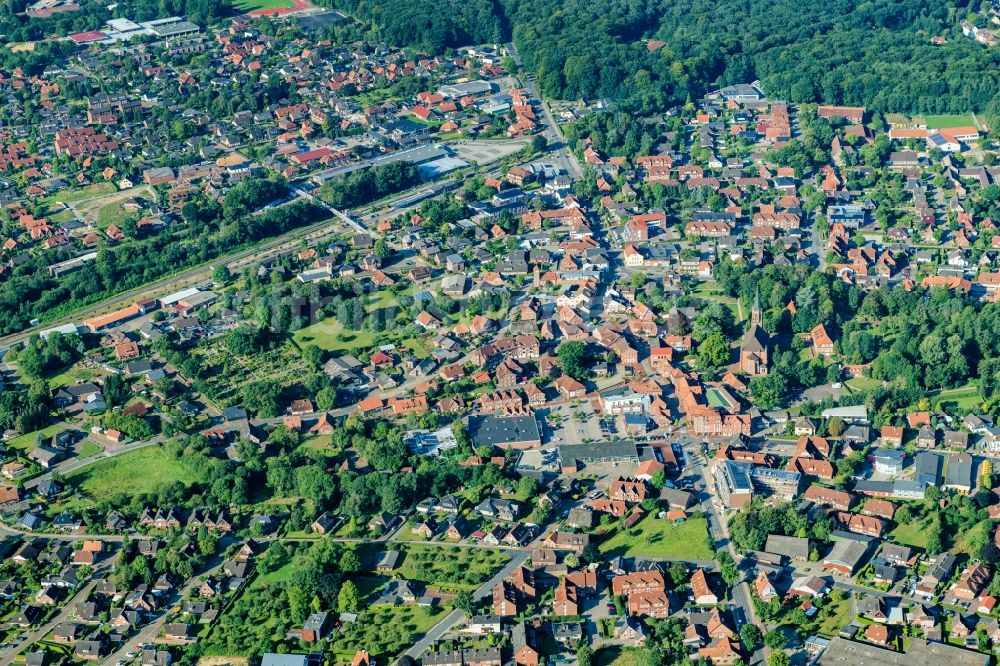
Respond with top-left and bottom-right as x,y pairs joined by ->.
452,139 -> 529,166
542,402 -> 606,445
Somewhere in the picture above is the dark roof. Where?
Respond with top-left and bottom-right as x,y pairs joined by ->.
468,414 -> 541,447
558,440 -> 639,466
740,323 -> 768,352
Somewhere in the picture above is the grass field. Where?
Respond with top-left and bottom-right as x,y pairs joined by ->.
232,0 -> 295,11
65,445 -> 207,502
890,519 -> 929,550
293,321 -> 378,355
924,114 -> 976,130
599,513 -> 714,560
5,424 -> 64,452
41,182 -> 115,205
594,646 -> 650,666
77,441 -> 102,458
932,384 -> 982,410
391,544 -> 510,591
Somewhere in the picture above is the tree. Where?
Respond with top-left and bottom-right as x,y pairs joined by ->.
650,470 -> 665,490
826,416 -> 845,438
767,652 -> 790,666
303,345 -> 324,369
557,341 -> 588,380
718,551 -> 740,585
340,550 -> 361,574
316,387 -> 337,411
740,623 -> 763,649
102,373 -> 130,407
517,476 -> 538,499
576,643 -> 593,666
581,543 -> 601,564
213,264 -> 232,285
764,629 -> 787,650
338,580 -> 361,612
531,134 -> 548,153
926,513 -> 944,554
698,332 -> 730,370
454,590 -> 474,615
749,373 -> 788,410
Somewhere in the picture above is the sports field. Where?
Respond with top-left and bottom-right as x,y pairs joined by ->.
923,114 -> 976,129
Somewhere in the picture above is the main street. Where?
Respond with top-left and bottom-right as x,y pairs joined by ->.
505,41 -> 583,181
682,440 -> 764,663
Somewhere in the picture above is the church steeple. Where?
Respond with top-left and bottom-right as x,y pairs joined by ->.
750,287 -> 762,328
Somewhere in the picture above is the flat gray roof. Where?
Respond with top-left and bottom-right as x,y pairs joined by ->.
469,414 -> 541,448
558,440 -> 638,465
818,637 -> 988,666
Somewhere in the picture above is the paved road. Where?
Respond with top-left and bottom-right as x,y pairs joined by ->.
684,445 -> 764,663
405,548 -> 532,658
505,41 -> 582,181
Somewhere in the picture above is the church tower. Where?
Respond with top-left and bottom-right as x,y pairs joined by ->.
740,287 -> 769,376
750,287 -> 762,328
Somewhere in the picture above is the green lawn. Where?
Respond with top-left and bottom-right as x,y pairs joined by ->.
45,365 -> 99,388
931,384 -> 982,410
298,435 -> 333,453
351,575 -> 389,600
594,646 -> 651,666
233,0 -> 295,10
890,519 -> 929,550
599,513 -> 714,560
41,182 -> 115,205
64,445 -> 207,502
5,424 -> 64,452
293,321 -> 379,354
845,376 -> 883,393
391,544 -> 510,591
924,114 -> 976,130
77,441 -> 102,458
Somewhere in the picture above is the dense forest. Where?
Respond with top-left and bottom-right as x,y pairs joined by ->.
319,0 -> 997,117
504,0 -> 997,115
318,161 -> 422,209
316,0 -> 504,52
